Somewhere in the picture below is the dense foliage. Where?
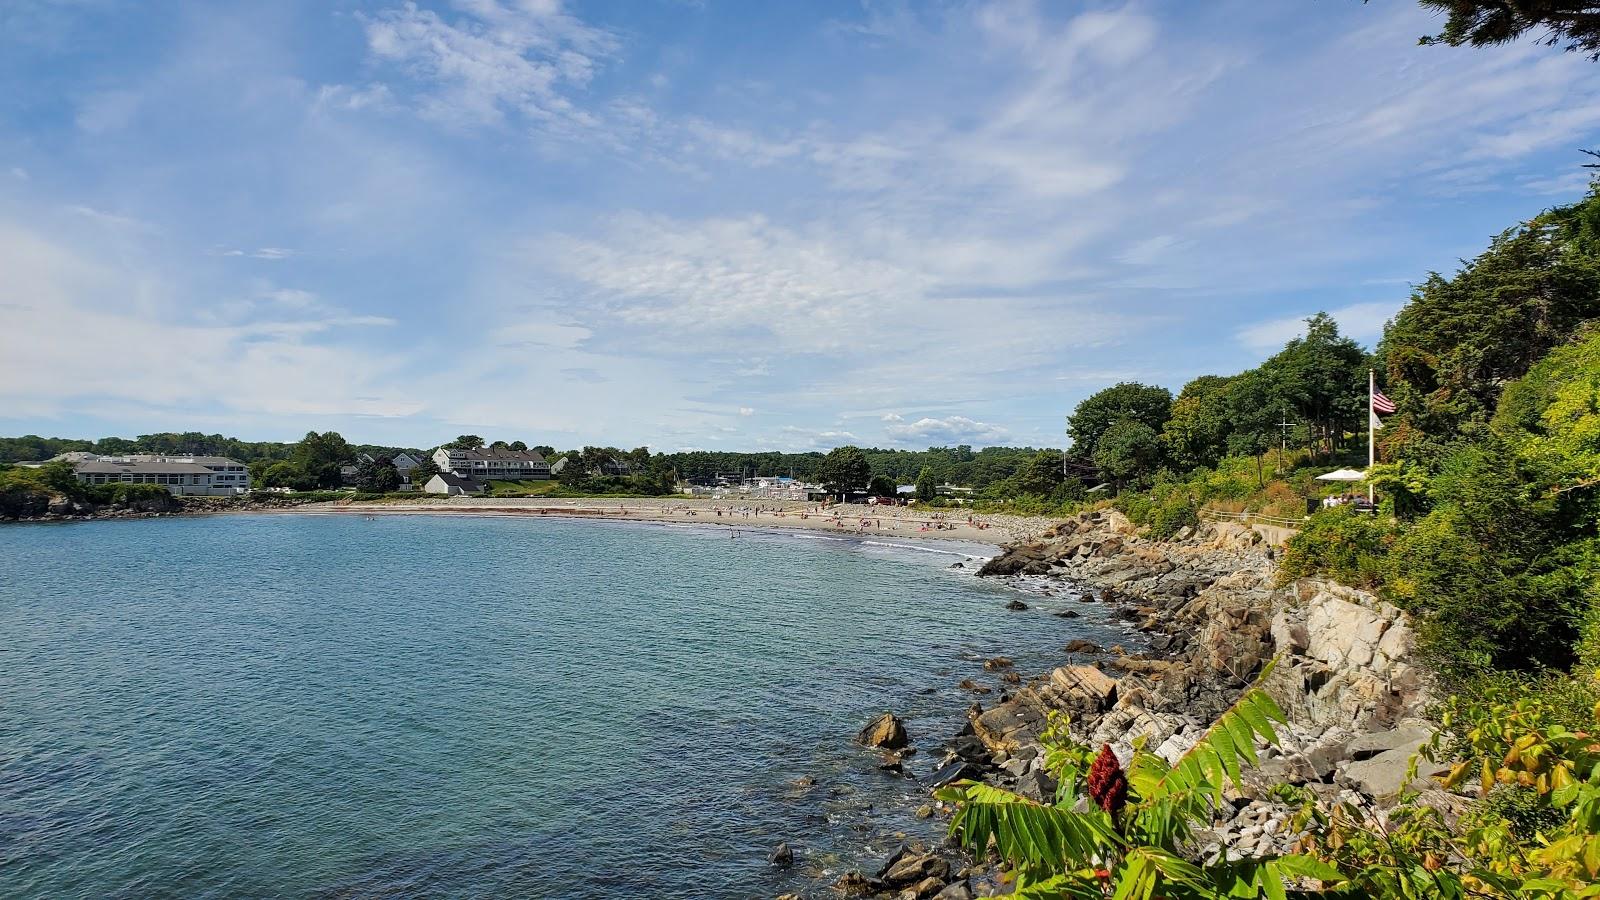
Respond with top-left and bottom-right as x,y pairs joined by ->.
0,461 -> 171,517
939,678 -> 1348,898
978,180 -> 1600,898
0,431 -> 423,467
1416,0 -> 1600,60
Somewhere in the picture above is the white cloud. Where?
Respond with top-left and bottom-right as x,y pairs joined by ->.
885,415 -> 1009,446
738,407 -> 754,416
542,213 -> 931,351
358,0 -> 618,129
0,222 -> 417,420
67,205 -> 158,232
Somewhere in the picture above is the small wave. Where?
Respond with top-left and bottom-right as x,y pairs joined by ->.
859,540 -> 988,560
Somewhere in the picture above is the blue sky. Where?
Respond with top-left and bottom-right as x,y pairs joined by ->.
2,0 -> 1598,452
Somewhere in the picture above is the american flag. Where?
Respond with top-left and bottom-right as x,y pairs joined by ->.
1372,389 -> 1395,415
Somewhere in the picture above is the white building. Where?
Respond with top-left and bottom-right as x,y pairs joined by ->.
72,454 -> 250,496
433,446 -> 550,481
423,472 -> 483,496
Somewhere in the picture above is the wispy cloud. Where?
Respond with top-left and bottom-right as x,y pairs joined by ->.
358,0 -> 619,130
5,2 -> 1600,449
1236,301 -> 1403,351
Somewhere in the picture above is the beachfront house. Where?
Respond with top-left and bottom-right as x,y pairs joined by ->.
390,452 -> 422,482
71,454 -> 251,496
423,472 -> 483,496
433,446 -> 551,482
341,452 -> 425,488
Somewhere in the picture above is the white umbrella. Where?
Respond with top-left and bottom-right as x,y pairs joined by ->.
1315,468 -> 1367,482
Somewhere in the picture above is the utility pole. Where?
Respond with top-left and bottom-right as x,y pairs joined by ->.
1277,411 -> 1298,470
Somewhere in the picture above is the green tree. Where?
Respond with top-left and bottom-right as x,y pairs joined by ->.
291,431 -> 353,489
817,446 -> 871,496
1013,450 -> 1065,496
355,456 -> 401,493
507,440 -> 527,451
408,457 -> 440,485
556,455 -> 586,487
1258,313 -> 1367,458
1093,420 -> 1163,487
1161,375 -> 1235,470
1224,369 -> 1281,486
914,466 -> 937,501
261,461 -> 316,491
1415,0 -> 1600,60
1067,382 -> 1172,455
868,475 -> 897,497
247,458 -> 274,487
448,434 -> 484,450
1381,189 -> 1600,444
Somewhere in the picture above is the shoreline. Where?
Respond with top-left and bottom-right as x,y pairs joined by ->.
232,498 -> 1048,548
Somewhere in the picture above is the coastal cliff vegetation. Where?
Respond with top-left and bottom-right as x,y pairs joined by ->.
936,186 -> 1600,897
0,461 -> 175,519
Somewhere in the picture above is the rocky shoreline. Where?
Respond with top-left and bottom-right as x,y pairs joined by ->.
810,509 -> 1445,899
0,491 -> 335,523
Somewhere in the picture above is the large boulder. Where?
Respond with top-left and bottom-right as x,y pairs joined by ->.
858,712 -> 909,750
1049,664 -> 1118,710
1335,724 -> 1441,799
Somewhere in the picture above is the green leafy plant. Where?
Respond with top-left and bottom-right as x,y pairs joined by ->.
937,665 -> 1344,898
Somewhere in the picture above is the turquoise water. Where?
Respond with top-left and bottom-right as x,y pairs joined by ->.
0,514 -> 1122,898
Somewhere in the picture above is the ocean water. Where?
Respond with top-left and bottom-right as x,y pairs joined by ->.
0,514 -> 1127,898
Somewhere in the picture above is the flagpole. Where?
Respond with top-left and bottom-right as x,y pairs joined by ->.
1368,368 -> 1375,504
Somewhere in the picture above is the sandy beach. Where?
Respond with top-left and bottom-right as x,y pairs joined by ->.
280,496 -> 1057,547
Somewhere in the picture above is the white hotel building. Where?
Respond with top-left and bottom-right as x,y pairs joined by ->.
72,455 -> 251,496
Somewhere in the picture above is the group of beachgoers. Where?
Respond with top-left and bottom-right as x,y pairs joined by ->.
639,502 -> 995,534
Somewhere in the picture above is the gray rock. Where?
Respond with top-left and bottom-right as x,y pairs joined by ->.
1336,732 -> 1437,800
1016,769 -> 1059,803
927,759 -> 981,789
1346,723 -> 1433,761
869,844 -> 909,880
768,842 -> 794,867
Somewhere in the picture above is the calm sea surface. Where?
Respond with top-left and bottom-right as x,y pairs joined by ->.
0,514 -> 1125,898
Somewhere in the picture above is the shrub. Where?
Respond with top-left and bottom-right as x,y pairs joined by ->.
1277,505 -> 1398,588
1117,492 -> 1199,540
89,483 -> 173,507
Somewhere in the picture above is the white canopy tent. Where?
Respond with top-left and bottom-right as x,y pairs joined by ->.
1315,468 -> 1368,483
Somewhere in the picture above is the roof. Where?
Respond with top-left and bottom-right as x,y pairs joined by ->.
444,446 -> 548,464
90,454 -> 244,467
75,460 -> 216,475
429,472 -> 483,491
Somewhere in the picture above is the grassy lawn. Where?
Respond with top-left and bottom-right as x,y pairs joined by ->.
485,479 -> 563,497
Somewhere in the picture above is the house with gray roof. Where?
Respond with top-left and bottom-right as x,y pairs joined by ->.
432,446 -> 550,482
423,472 -> 483,496
72,454 -> 250,496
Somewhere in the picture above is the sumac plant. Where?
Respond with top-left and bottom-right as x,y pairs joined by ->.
936,664 -> 1343,898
